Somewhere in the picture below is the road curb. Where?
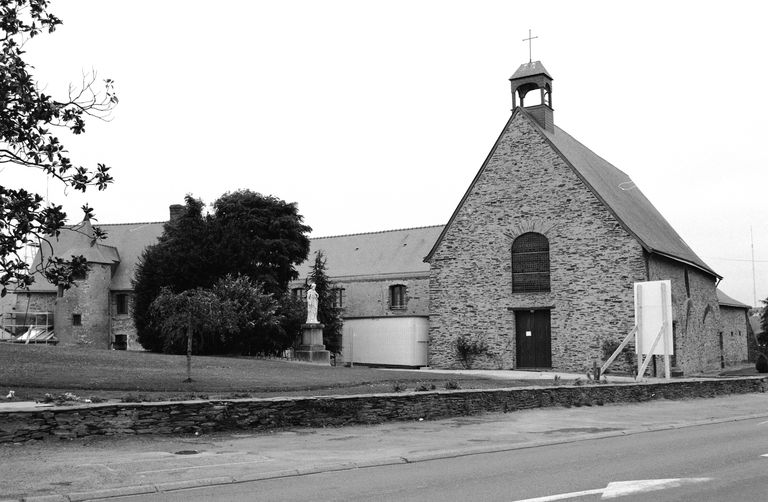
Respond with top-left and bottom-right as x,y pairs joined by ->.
12,411 -> 768,501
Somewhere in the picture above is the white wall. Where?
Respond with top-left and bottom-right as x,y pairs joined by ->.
342,317 -> 428,367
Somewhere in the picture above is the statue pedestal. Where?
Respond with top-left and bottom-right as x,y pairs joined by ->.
295,323 -> 330,365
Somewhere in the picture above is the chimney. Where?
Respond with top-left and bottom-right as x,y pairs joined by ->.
169,204 -> 185,221
509,61 -> 554,132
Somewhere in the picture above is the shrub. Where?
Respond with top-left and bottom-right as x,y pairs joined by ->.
392,382 -> 407,392
415,383 -> 436,392
444,380 -> 461,390
455,335 -> 489,369
601,338 -> 635,372
757,354 -> 768,373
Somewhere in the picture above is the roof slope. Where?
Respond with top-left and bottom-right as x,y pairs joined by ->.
295,226 -> 443,280
26,221 -> 165,292
510,61 -> 553,81
426,108 -> 718,278
716,289 -> 751,309
538,118 -> 718,277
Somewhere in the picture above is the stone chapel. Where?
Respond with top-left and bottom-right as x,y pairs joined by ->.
8,60 -> 752,375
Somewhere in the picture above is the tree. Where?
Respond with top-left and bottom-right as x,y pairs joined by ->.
133,197 -> 213,352
148,287 -> 237,381
132,191 -> 312,353
307,250 -> 343,354
212,189 -> 311,296
212,274 -> 281,355
1,0 -> 117,297
757,298 -> 768,373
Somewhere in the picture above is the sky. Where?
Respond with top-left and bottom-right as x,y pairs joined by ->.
4,0 -> 767,306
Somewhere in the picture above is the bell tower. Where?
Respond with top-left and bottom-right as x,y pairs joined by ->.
509,61 -> 554,132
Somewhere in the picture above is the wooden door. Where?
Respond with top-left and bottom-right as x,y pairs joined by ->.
515,310 -> 552,368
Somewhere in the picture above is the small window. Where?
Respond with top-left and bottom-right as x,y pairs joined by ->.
332,288 -> 345,309
72,314 -> 82,326
116,294 -> 128,315
72,269 -> 87,281
389,285 -> 406,309
291,287 -> 305,302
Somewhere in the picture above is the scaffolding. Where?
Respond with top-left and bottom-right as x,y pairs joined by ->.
0,311 -> 57,344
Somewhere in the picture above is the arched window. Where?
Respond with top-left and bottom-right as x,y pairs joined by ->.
511,233 -> 550,293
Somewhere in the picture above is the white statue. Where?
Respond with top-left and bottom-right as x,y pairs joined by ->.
306,283 -> 319,324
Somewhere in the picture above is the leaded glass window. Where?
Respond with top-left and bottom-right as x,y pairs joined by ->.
512,233 -> 550,293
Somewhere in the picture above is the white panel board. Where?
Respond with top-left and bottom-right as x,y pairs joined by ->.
341,317 -> 428,366
634,280 -> 673,356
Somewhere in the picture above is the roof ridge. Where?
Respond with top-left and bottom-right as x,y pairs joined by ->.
97,221 -> 167,227
312,224 -> 444,240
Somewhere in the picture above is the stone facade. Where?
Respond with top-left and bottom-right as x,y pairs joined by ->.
12,292 -> 56,315
719,305 -> 750,366
428,112 -> 647,372
647,255 -> 721,375
53,263 -> 113,348
333,274 -> 429,319
110,291 -> 141,350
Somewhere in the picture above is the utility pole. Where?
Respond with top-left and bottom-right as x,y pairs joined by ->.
751,226 -> 758,307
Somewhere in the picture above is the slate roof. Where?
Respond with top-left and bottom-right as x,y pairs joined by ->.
426,108 -> 720,279
295,226 -> 444,280
25,220 -> 166,293
509,61 -> 552,81
717,289 -> 751,309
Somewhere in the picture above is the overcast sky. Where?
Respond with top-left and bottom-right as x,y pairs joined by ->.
5,0 -> 767,305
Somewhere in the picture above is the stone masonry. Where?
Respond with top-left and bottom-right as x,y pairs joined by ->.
54,263 -> 113,348
428,112 -> 647,372
719,305 -> 750,366
647,255 -> 722,375
1,377 -> 764,444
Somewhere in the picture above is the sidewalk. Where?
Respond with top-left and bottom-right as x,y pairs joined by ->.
2,392 -> 767,501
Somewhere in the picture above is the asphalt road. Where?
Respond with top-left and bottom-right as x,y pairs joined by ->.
110,417 -> 768,501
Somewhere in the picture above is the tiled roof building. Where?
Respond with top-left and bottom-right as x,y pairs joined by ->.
8,60 -> 751,375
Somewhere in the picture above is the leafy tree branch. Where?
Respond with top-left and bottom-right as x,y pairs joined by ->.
0,0 -> 117,296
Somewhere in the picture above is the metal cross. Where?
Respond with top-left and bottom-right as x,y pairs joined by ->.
523,29 -> 538,63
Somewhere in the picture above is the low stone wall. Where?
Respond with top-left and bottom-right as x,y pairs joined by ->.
1,377 -> 765,443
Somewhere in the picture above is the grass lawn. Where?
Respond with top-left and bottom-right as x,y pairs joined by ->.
0,344 -> 557,403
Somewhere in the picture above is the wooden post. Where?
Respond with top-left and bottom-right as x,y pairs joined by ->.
661,282 -> 671,380
636,285 -> 643,378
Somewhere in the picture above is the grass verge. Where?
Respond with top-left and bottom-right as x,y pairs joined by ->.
0,344 -> 562,403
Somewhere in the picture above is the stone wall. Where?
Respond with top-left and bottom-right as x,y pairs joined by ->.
428,112 -> 646,371
719,306 -> 749,365
13,292 -> 56,315
110,292 -> 141,350
54,264 -> 112,348
1,377 -> 764,444
647,255 -> 721,375
337,275 -> 429,319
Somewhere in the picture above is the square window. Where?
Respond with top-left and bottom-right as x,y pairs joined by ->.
72,314 -> 82,326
